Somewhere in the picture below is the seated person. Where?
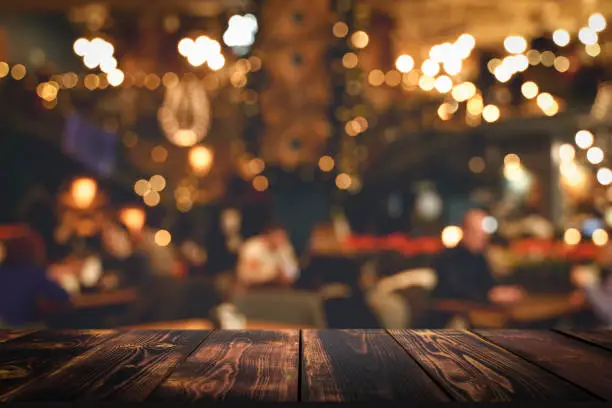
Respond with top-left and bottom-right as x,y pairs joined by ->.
0,237 -> 70,328
571,242 -> 612,328
429,209 -> 525,327
236,222 -> 299,290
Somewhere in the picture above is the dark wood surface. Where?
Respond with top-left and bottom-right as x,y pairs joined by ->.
0,329 -> 610,402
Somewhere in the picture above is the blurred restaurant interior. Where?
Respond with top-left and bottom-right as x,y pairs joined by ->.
2,0 -> 612,331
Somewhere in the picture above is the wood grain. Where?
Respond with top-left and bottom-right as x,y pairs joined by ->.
9,330 -> 208,402
149,330 -> 299,402
0,330 -> 117,401
476,329 -> 612,400
389,329 -> 595,402
301,329 -> 449,402
556,329 -> 612,353
0,330 -> 37,344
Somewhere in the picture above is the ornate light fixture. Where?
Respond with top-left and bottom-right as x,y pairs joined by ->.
158,78 -> 211,147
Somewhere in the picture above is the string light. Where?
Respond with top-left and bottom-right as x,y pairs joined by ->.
597,168 -> 612,186
588,13 -> 607,32
587,146 -> 604,164
554,56 -> 570,72
482,105 -> 500,123
593,228 -> 609,246
368,70 -> 385,87
575,130 -> 594,149
559,144 -> 576,162
541,51 -> 555,67
504,35 -> 528,54
149,175 -> 166,192
336,173 -> 352,190
418,76 -> 435,91
564,228 -> 581,245
333,22 -> 349,38
553,29 -> 571,47
578,27 -> 598,45
421,59 -> 440,77
586,43 -> 601,57
342,52 -> 359,69
319,155 -> 335,172
395,55 -> 415,73
351,31 -> 369,49
521,81 -> 539,99
434,75 -> 452,93
154,229 -> 172,247
441,226 -> 463,248
11,64 -> 26,80
252,175 -> 269,191
143,191 -> 161,207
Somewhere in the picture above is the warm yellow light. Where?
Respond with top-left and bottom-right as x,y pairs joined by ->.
526,49 -> 541,65
342,52 -> 359,69
482,105 -> 500,123
71,178 -> 98,209
395,54 -> 415,73
521,81 -> 539,99
345,120 -> 361,136
150,175 -> 167,192
354,116 -> 369,132
593,228 -> 609,246
434,75 -> 452,93
504,153 -> 521,168
443,58 -> 462,76
554,56 -> 570,73
154,229 -> 172,247
107,69 -> 125,87
252,175 -> 269,192
143,191 -> 161,207
540,51 -> 555,67
421,59 -> 440,77
467,96 -> 484,115
504,35 -> 528,54
368,69 -> 385,87
589,13 -> 607,32
468,156 -> 485,173
134,179 -> 151,197
333,22 -> 349,38
452,82 -> 476,102
119,207 -> 146,233
579,27 -> 598,45
385,70 -> 402,87
437,103 -> 453,121
586,43 -> 601,57
84,74 -> 100,90
487,58 -> 502,74
189,145 -> 214,175
494,65 -> 512,83
248,158 -> 265,175
536,92 -> 555,110
351,31 -> 369,49
418,75 -> 435,91
151,145 -> 168,163
73,38 -> 90,57
441,226 -> 463,248
336,173 -> 352,190
564,228 -> 581,245
559,144 -> 576,162
319,155 -> 335,172
587,146 -> 604,164
0,62 -> 8,78
11,64 -> 26,80
553,29 -> 571,47
597,168 -> 612,186
173,129 -> 199,147
178,38 -> 195,57
36,82 -> 59,102
543,100 -> 559,116
162,72 -> 180,88
100,57 -> 117,74
208,54 -> 226,71
456,34 -> 476,52
144,73 -> 161,90
575,130 -> 594,149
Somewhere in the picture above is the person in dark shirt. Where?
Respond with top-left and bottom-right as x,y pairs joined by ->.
0,236 -> 70,328
430,209 -> 524,327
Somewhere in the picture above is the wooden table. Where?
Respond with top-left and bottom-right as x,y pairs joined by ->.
435,293 -> 586,328
0,329 -> 611,403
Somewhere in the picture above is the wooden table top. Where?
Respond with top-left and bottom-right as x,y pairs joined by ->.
0,329 -> 611,403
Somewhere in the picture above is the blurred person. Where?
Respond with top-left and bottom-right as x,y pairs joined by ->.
430,209 -> 525,327
571,243 -> 612,328
235,222 -> 299,289
0,235 -> 70,328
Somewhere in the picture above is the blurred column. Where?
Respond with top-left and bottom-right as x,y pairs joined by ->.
550,139 -> 564,229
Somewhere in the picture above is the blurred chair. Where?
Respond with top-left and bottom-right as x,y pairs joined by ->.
366,268 -> 437,329
231,289 -> 327,328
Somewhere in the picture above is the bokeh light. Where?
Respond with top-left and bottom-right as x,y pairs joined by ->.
441,226 -> 463,248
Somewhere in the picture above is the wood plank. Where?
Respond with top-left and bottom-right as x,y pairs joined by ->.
149,330 -> 299,402
389,329 -> 595,402
0,330 -> 37,344
556,329 -> 612,353
9,330 -> 209,402
301,329 -> 449,402
475,330 -> 612,400
0,330 -> 117,401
